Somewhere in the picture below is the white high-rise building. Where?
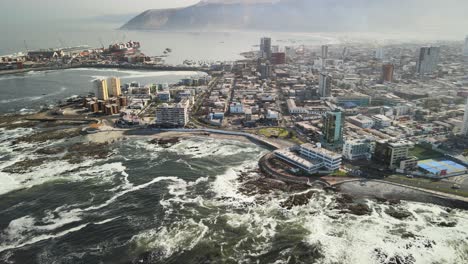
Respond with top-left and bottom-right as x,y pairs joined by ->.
108,77 -> 121,97
462,98 -> 468,136
94,79 -> 108,101
375,48 -> 385,60
416,46 -> 440,75
156,99 -> 190,127
321,45 -> 329,59
260,37 -> 272,60
318,73 -> 332,97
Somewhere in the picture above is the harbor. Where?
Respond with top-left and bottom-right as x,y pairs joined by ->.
0,41 -> 218,77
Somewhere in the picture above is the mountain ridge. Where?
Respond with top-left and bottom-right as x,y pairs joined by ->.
120,0 -> 468,33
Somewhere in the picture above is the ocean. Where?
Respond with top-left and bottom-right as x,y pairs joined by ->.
0,21 -> 335,65
0,129 -> 467,263
0,68 -> 206,114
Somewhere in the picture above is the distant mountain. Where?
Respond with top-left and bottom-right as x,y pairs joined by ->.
121,0 -> 467,33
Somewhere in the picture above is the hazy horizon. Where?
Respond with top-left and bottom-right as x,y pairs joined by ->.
0,0 -> 467,55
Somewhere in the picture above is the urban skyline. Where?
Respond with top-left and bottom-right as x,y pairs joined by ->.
0,1 -> 468,263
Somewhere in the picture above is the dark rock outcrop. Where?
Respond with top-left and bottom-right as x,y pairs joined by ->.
149,137 -> 180,148
16,128 -> 82,143
280,190 -> 317,209
385,207 -> 413,220
63,142 -> 111,163
334,194 -> 371,216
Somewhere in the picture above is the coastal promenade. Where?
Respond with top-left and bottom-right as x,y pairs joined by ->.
334,179 -> 468,203
154,128 -> 293,150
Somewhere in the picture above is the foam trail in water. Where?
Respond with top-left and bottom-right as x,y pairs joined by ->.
0,87 -> 67,104
0,216 -> 119,253
85,176 -> 183,211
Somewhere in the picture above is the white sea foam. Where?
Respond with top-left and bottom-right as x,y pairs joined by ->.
2,135 -> 467,262
0,215 -> 119,253
131,218 -> 209,258
132,142 -> 468,264
0,159 -> 96,196
0,71 -> 45,81
85,176 -> 182,212
66,68 -> 204,80
168,137 -> 262,159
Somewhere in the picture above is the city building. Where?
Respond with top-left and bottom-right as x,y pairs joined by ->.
462,97 -> 468,136
464,36 -> 468,57
271,52 -> 286,65
417,159 -> 467,177
399,157 -> 419,172
375,48 -> 385,60
318,73 -> 332,97
108,77 -> 121,97
274,149 -> 323,173
416,46 -> 440,75
230,102 -> 244,114
129,87 -> 151,96
321,45 -> 329,59
373,140 -> 414,169
260,62 -> 272,80
321,110 -> 344,149
157,91 -> 171,102
342,139 -> 375,161
274,143 -> 342,173
155,99 -> 190,127
94,79 -> 109,101
382,63 -> 394,83
348,115 -> 375,129
300,143 -> 342,171
372,114 -> 392,128
260,37 -> 272,60
286,99 -> 308,114
271,45 -> 279,53
337,93 -> 371,107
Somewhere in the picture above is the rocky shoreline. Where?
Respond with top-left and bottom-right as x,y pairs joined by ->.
2,114 -> 468,212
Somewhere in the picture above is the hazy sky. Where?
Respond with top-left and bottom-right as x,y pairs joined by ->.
1,0 -> 200,21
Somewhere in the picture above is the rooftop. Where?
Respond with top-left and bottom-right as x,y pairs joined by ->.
301,143 -> 342,159
274,150 -> 322,168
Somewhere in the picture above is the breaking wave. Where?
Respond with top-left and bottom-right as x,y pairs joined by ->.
0,136 -> 467,263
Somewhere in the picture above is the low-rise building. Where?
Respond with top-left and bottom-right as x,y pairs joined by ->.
373,140 -> 414,169
372,114 -> 392,128
299,143 -> 342,171
274,143 -> 342,174
337,93 -> 371,107
348,115 -> 375,129
230,102 -> 244,114
266,110 -> 280,120
342,139 -> 375,160
287,99 -> 308,114
157,91 -> 171,101
399,157 -> 419,172
274,150 -> 323,172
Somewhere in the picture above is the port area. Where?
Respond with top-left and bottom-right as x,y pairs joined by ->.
0,41 -> 208,76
